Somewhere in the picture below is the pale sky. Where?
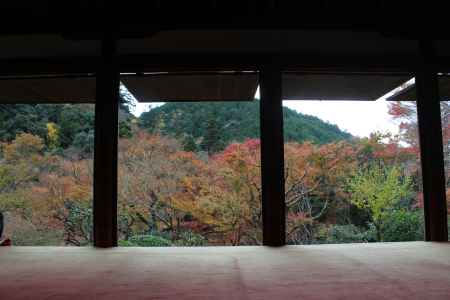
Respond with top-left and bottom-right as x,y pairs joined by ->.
130,79 -> 414,138
282,100 -> 399,138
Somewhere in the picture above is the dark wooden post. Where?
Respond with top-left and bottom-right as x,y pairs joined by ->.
0,212 -> 3,239
93,33 -> 119,247
416,41 -> 448,241
260,65 -> 286,246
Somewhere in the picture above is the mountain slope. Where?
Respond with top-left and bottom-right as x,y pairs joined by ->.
139,101 -> 351,152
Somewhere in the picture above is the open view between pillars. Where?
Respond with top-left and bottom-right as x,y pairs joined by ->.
93,35 -> 119,247
88,39 -> 447,247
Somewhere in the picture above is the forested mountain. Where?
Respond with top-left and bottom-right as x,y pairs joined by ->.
139,101 -> 352,152
0,104 -> 95,154
0,101 -> 351,157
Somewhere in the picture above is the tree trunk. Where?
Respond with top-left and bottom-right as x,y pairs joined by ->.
376,222 -> 382,242
149,191 -> 159,232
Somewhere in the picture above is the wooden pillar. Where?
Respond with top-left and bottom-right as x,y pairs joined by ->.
93,33 -> 119,247
260,65 -> 286,246
416,41 -> 448,241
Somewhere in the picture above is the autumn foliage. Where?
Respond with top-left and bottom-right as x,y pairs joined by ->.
0,100 -> 448,246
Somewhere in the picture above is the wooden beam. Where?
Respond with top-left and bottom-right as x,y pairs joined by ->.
0,57 -> 98,76
416,41 -> 448,241
0,53 -> 442,77
119,53 -> 422,74
260,65 -> 286,246
93,33 -> 119,247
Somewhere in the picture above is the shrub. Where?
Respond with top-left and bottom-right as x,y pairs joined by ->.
174,231 -> 207,246
122,234 -> 173,247
381,210 -> 424,242
326,224 -> 375,244
118,240 -> 136,247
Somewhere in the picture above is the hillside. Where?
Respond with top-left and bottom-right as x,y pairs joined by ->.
139,101 -> 352,152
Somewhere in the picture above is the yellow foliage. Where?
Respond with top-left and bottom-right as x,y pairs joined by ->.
46,122 -> 60,150
2,133 -> 44,161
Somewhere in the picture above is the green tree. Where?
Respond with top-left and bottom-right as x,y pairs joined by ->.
200,111 -> 223,154
182,135 -> 198,152
71,130 -> 95,157
58,105 -> 95,148
347,164 -> 413,241
0,104 -> 47,142
119,121 -> 132,138
118,106 -> 134,139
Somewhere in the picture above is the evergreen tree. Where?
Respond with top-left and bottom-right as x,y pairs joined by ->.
72,130 -> 95,157
58,105 -> 95,148
183,135 -> 198,152
0,104 -> 47,142
200,111 -> 224,154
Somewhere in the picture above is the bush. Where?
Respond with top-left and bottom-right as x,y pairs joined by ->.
119,232 -> 207,247
381,210 -> 424,242
120,234 -> 173,247
118,240 -> 136,247
174,231 -> 207,246
326,224 -> 376,244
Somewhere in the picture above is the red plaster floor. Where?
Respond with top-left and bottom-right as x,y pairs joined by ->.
0,242 -> 449,300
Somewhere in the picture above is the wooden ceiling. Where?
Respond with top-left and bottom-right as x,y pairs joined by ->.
0,1 -> 448,103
